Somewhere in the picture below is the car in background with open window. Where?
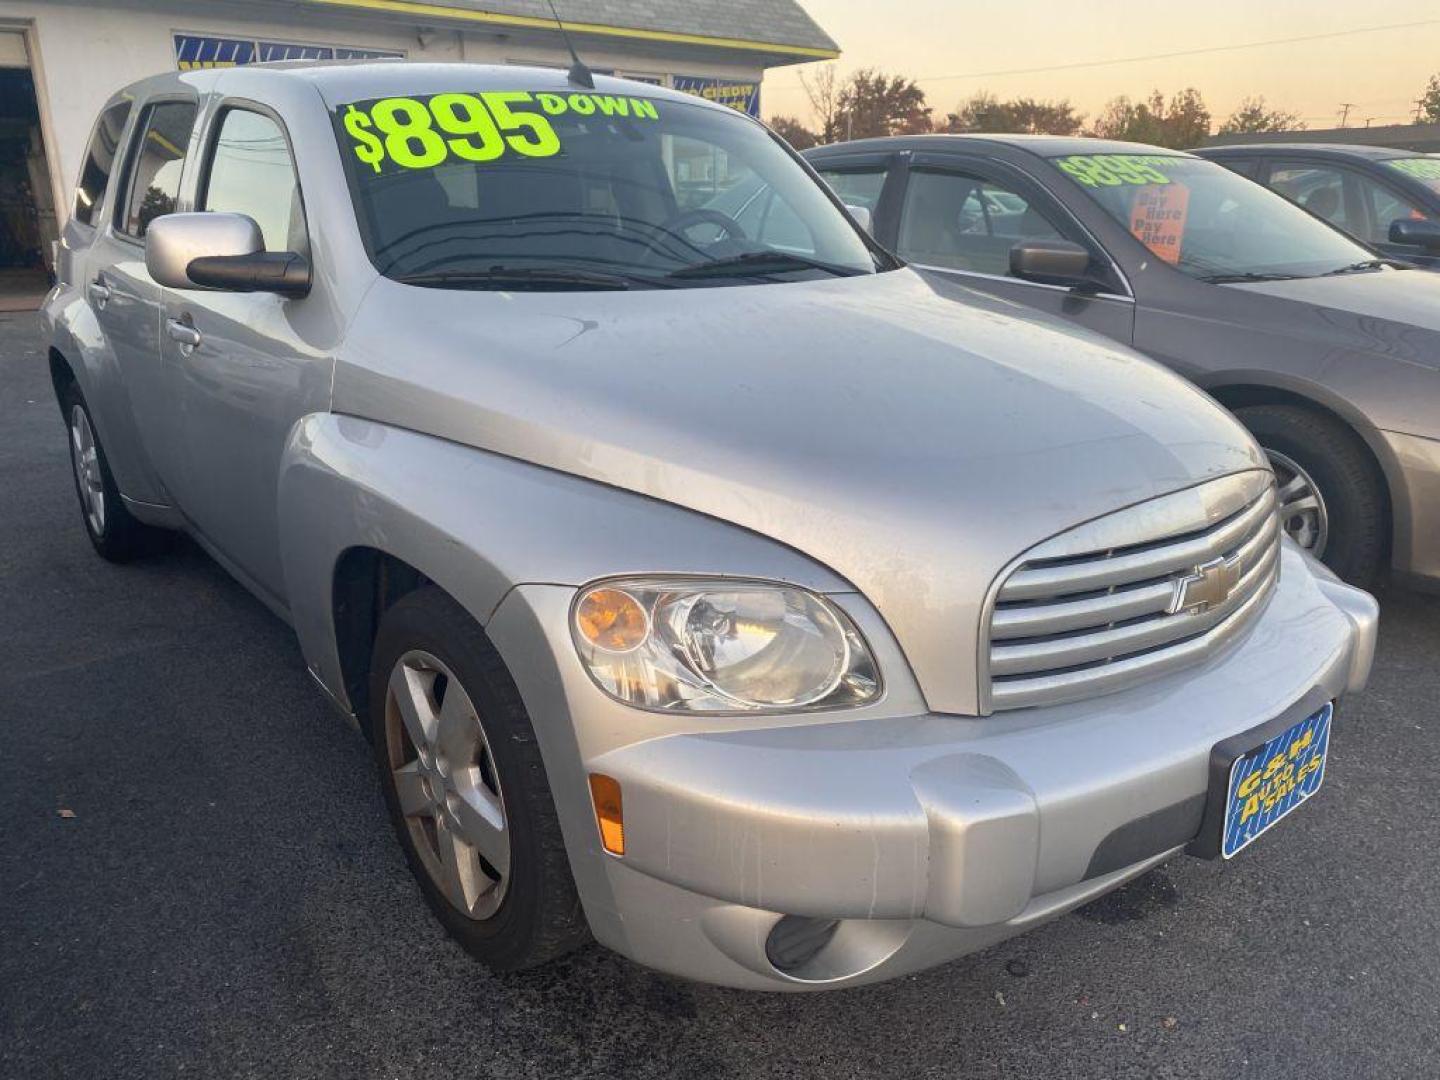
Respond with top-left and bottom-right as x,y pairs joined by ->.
806,135 -> 1440,592
1195,143 -> 1440,269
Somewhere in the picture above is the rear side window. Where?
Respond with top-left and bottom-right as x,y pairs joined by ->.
816,167 -> 886,213
120,100 -> 198,239
201,108 -> 308,254
74,102 -> 132,226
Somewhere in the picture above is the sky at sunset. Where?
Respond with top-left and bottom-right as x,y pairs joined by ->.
766,2 -> 1440,131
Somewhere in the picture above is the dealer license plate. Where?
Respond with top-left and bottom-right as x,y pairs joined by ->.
1221,702 -> 1332,859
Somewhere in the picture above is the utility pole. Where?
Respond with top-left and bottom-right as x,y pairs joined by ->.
1338,102 -> 1354,127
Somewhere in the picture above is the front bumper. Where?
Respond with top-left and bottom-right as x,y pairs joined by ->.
487,544 -> 1376,990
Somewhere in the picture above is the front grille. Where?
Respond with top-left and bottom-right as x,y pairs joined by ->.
985,472 -> 1280,711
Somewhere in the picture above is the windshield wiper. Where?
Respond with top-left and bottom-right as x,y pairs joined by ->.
1321,259 -> 1394,276
394,266 -> 636,291
1198,271 -> 1307,284
666,251 -> 865,281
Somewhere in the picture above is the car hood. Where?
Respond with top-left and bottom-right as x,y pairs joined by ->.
337,269 -> 1262,714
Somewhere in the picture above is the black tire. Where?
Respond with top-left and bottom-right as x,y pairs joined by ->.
368,586 -> 589,970
58,381 -> 168,562
1234,403 -> 1387,588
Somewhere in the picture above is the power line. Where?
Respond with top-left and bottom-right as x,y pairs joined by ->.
771,17 -> 1440,89
911,18 -> 1440,83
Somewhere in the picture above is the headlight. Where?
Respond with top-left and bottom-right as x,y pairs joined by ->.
571,578 -> 881,713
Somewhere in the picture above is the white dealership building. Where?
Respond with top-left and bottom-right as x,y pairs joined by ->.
0,0 -> 837,305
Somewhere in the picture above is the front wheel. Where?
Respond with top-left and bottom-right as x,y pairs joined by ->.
1234,404 -> 1387,588
369,587 -> 588,970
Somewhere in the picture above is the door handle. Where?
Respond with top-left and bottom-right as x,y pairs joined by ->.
87,281 -> 111,309
166,318 -> 202,350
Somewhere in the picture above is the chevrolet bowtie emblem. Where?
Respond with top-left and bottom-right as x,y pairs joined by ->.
1168,555 -> 1243,615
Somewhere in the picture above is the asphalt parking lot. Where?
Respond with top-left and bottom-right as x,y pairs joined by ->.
2,307 -> 1438,1080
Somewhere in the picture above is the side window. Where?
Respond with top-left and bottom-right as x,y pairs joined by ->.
816,167 -> 886,213
202,108 -> 308,254
120,100 -> 198,239
897,169 -> 1063,276
1212,156 -> 1260,180
1358,176 -> 1431,247
74,102 -> 132,226
1268,163 -> 1348,229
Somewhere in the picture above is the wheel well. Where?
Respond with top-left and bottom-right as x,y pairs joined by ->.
1206,382 -> 1393,553
332,548 -> 432,735
48,348 -> 76,413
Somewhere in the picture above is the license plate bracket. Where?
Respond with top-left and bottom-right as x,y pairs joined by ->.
1187,693 -> 1335,860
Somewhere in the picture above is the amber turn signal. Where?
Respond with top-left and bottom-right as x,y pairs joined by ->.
574,588 -> 649,652
588,773 -> 625,855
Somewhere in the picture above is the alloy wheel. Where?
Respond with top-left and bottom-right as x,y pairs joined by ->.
384,650 -> 510,920
70,404 -> 106,536
1266,449 -> 1329,557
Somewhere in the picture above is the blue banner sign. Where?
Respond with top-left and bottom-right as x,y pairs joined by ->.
174,34 -> 402,70
672,76 -> 760,117
258,41 -> 334,62
174,35 -> 255,70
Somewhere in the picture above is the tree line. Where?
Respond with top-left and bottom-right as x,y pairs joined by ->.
769,66 -> 1440,149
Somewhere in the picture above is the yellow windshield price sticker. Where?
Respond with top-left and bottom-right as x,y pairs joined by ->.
340,91 -> 661,174
1384,158 -> 1440,182
1056,154 -> 1176,188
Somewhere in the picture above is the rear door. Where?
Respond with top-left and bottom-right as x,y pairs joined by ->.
890,152 -> 1135,345
89,96 -> 199,502
66,98 -> 169,505
159,101 -> 326,603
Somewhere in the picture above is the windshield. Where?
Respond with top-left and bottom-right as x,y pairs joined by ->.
1382,157 -> 1440,195
1045,152 -> 1377,282
334,87 -> 882,289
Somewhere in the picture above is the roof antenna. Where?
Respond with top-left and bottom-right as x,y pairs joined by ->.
545,0 -> 594,89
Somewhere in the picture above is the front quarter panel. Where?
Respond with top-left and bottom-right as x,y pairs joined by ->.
276,413 -> 858,715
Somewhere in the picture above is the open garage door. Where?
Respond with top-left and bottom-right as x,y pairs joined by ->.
0,29 -> 56,311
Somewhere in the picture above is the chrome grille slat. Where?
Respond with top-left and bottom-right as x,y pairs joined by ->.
990,542 -> 1278,677
989,579 -> 1175,640
985,472 -> 1280,711
998,487 -> 1278,602
989,573 -> 1278,710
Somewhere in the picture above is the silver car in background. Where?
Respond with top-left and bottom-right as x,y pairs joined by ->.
44,63 -> 1376,990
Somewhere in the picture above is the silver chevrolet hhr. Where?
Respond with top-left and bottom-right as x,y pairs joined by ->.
45,63 -> 1378,990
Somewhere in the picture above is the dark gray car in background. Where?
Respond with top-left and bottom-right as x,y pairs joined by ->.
804,136 -> 1440,590
1195,143 -> 1440,269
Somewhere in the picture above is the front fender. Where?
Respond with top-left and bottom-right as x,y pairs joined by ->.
277,413 -> 851,712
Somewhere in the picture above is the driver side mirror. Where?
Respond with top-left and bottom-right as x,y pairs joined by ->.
145,212 -> 311,297
845,204 -> 874,234
1010,238 -> 1095,288
1388,217 -> 1440,253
